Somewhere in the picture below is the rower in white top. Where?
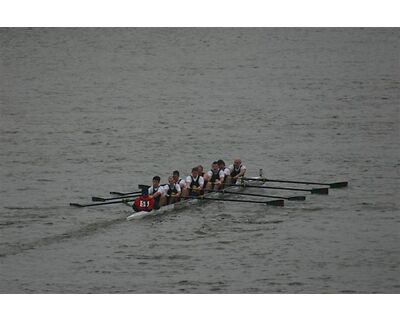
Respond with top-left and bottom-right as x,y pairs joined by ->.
163,176 -> 181,205
204,161 -> 225,191
226,158 -> 247,185
217,159 -> 230,184
182,167 -> 205,198
172,170 -> 186,191
147,176 -> 166,209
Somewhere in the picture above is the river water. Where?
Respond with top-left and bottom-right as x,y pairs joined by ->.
0,28 -> 399,293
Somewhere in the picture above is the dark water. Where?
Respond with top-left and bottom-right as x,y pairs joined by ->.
0,28 -> 399,293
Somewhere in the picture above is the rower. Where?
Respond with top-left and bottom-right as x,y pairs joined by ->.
197,165 -> 205,177
217,159 -> 230,184
226,159 -> 247,185
148,176 -> 166,209
205,161 -> 225,191
182,167 -> 205,198
163,176 -> 181,205
172,170 -> 186,191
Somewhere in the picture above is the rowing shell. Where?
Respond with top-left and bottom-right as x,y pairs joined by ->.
126,176 -> 263,221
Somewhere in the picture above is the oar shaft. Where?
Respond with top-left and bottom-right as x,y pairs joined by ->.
266,179 -> 348,188
237,184 -> 328,194
110,191 -> 141,196
266,178 -> 326,185
182,196 -> 284,206
227,190 -> 305,201
203,197 -> 266,204
92,193 -> 141,202
242,177 -> 348,188
70,199 -> 133,207
214,190 -> 291,200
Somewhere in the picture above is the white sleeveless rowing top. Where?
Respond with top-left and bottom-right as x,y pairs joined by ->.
185,175 -> 204,187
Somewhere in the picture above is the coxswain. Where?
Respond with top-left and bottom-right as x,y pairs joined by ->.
130,187 -> 155,212
147,176 -> 166,209
182,167 -> 205,197
226,159 -> 247,185
163,176 -> 181,205
204,161 -> 225,191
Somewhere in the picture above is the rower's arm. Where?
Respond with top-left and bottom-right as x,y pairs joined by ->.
175,185 -> 182,197
151,191 -> 163,198
233,168 -> 246,179
218,171 -> 226,183
185,177 -> 191,189
238,168 -> 246,177
199,177 -> 205,189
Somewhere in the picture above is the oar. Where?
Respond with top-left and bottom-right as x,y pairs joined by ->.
230,184 -> 328,194
110,191 -> 141,196
110,184 -> 166,196
70,199 -> 134,208
92,192 -> 141,202
182,196 -> 284,207
213,190 -> 305,201
242,177 -> 348,188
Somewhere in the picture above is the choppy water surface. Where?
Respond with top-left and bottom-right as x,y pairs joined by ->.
0,28 -> 399,293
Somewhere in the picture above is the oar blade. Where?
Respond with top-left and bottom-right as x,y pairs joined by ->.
266,199 -> 284,207
329,181 -> 348,188
311,188 -> 329,195
91,196 -> 105,202
287,196 -> 306,201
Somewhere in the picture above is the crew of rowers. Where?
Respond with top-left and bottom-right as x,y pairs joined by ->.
131,159 -> 246,211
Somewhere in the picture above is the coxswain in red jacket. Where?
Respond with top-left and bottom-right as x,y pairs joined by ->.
132,188 -> 155,212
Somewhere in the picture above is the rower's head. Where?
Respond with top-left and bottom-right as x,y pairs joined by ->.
197,165 -> 204,173
211,161 -> 219,171
168,176 -> 175,185
233,159 -> 242,168
172,170 -> 180,182
152,175 -> 161,187
217,159 -> 225,169
191,167 -> 199,178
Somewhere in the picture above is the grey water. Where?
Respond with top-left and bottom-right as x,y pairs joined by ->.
0,28 -> 399,293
